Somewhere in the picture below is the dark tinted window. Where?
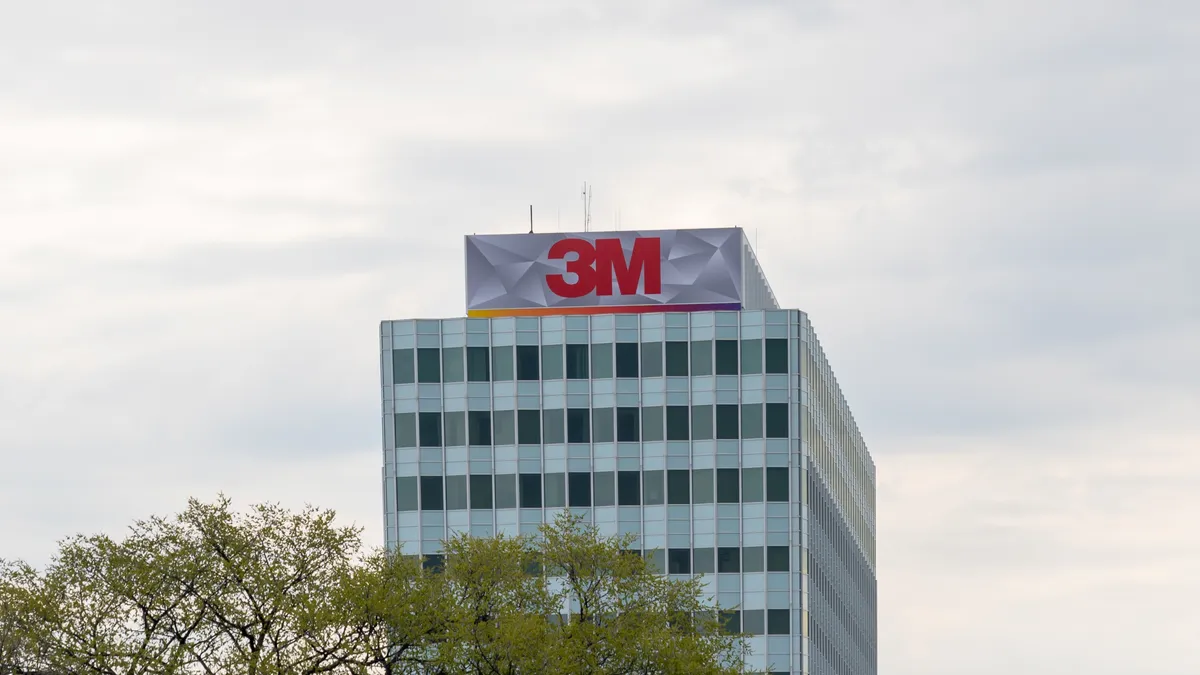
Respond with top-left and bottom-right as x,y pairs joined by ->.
640,343 -> 662,377
617,471 -> 640,505
665,406 -> 689,440
393,349 -> 415,384
542,408 -> 565,444
691,404 -> 714,440
741,467 -> 763,502
743,546 -> 764,573
544,473 -> 565,508
467,411 -> 491,445
690,340 -> 713,376
568,472 -> 591,507
541,345 -> 563,379
766,546 -> 789,572
445,475 -> 467,510
516,346 -> 539,380
615,343 -> 638,378
420,476 -> 443,510
765,403 -> 788,438
764,338 -> 788,373
766,468 -> 789,502
667,548 -> 691,574
491,346 -> 514,381
641,406 -> 664,442
443,411 -> 466,446
422,555 -> 444,573
740,403 -> 763,439
664,341 -> 688,376
470,475 -> 492,509
667,469 -> 690,504
593,472 -> 615,506
395,413 -> 416,448
494,474 -> 516,508
466,346 -> 490,381
767,609 -> 789,635
717,547 -> 740,573
720,610 -> 740,634
693,548 -> 715,574
616,407 -> 640,442
517,409 -> 541,444
715,404 -> 739,439
566,409 -> 590,443
643,470 -> 664,505
692,469 -> 714,503
644,549 -> 665,574
739,339 -> 762,375
565,344 -> 589,379
492,410 -> 515,445
417,348 -> 440,382
419,412 -> 442,447
716,468 -> 739,503
519,473 -> 542,508
442,347 -> 464,382
742,609 -> 764,635
591,343 -> 613,378
396,476 -> 417,511
714,340 -> 738,375
592,407 -> 614,443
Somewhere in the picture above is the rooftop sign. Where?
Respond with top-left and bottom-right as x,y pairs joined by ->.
465,228 -> 744,317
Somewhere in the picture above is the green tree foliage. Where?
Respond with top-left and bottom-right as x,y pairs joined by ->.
0,499 -> 749,675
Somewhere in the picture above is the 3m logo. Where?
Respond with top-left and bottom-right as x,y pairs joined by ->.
546,237 -> 662,298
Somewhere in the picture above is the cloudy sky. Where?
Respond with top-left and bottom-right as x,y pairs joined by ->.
2,0 -> 1197,672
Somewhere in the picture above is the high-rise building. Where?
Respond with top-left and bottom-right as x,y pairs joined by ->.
380,227 -> 876,675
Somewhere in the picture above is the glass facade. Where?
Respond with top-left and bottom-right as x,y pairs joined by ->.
380,309 -> 877,675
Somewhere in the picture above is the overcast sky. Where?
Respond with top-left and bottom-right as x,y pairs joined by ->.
2,1 -> 1198,673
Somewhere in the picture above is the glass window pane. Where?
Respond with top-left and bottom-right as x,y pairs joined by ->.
544,473 -> 565,508
420,476 -> 443,510
591,343 -> 613,378
395,413 -> 416,448
615,343 -> 639,378
720,610 -> 740,634
592,407 -> 614,443
668,548 -> 691,574
519,474 -> 542,508
766,468 -> 789,502
641,406 -> 664,442
665,406 -> 689,440
445,475 -> 467,510
444,411 -> 466,447
743,546 -> 765,573
442,347 -> 465,382
640,342 -> 662,377
766,546 -> 789,572
716,468 -> 739,503
542,408 -> 565,444
643,470 -> 664,505
566,409 -> 590,443
690,340 -> 713,376
494,474 -> 516,509
741,468 -> 763,503
667,470 -> 690,504
468,411 -> 491,446
664,341 -> 688,376
616,407 -> 640,442
739,339 -> 762,375
765,403 -> 788,438
393,349 -> 415,384
764,338 -> 788,374
517,409 -> 541,444
466,346 -> 490,382
492,346 -> 514,381
417,348 -> 441,382
714,340 -> 738,375
644,549 -> 665,575
740,403 -> 763,439
419,412 -> 442,447
767,609 -> 789,635
691,404 -> 713,440
593,471 -> 615,506
743,609 -> 765,635
422,554 -> 444,573
396,476 -> 417,511
568,472 -> 591,507
470,475 -> 492,509
493,410 -> 515,445
715,404 -> 739,439
717,547 -> 740,573
516,346 -> 540,380
566,344 -> 589,379
541,344 -> 563,380
617,471 -> 640,506
692,469 -> 714,504
693,548 -> 715,574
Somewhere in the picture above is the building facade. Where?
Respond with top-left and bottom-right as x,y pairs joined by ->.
380,228 -> 876,675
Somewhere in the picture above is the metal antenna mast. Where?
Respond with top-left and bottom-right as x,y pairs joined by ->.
582,182 -> 592,232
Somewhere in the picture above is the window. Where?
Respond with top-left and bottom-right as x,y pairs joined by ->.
494,474 -> 517,509
566,409 -> 590,443
491,346 -> 514,381
492,410 -> 515,445
715,405 -> 739,439
541,344 -> 563,379
767,609 -> 789,635
716,469 -> 739,503
665,406 -> 689,440
443,411 -> 466,446
766,546 -> 789,572
445,475 -> 467,510
664,341 -> 688,376
396,476 -> 417,511
422,555 -> 444,573
417,348 -> 440,382
739,339 -> 762,375
740,403 -> 763,439
542,409 -> 565,444
393,349 -> 415,384
566,344 -> 589,379
544,473 -> 565,508
442,347 -> 465,382
640,342 -> 662,377
766,468 -> 788,502
714,340 -> 738,375
617,471 -> 640,505
643,470 -> 664,505
517,409 -> 541,444
467,411 -> 491,445
692,469 -> 714,503
616,407 -> 640,442
519,474 -> 542,508
690,340 -> 713,376
419,412 -> 442,447
420,476 -> 443,510
717,547 -> 740,573
641,406 -> 664,442
593,472 -> 615,506
743,546 -> 765,573
693,548 -> 715,574
720,610 -> 740,635
765,403 -> 788,438
568,472 -> 591,507
741,468 -> 763,502
615,343 -> 638,378
470,475 -> 492,509
667,470 -> 690,504
591,343 -> 613,378
667,548 -> 691,574
690,404 -> 713,441
644,549 -> 665,574
742,609 -> 765,635
516,346 -> 539,380
764,338 -> 788,373
395,413 -> 416,448
466,347 -> 490,381
592,407 -> 614,443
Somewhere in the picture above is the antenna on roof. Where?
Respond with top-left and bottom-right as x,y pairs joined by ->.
529,205 -> 534,233
582,182 -> 592,232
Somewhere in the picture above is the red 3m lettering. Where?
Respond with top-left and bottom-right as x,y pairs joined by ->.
546,237 -> 662,298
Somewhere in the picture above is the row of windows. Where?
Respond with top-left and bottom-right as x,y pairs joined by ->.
394,403 -> 790,447
392,338 -> 791,384
395,468 -> 791,510
420,543 -> 792,576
